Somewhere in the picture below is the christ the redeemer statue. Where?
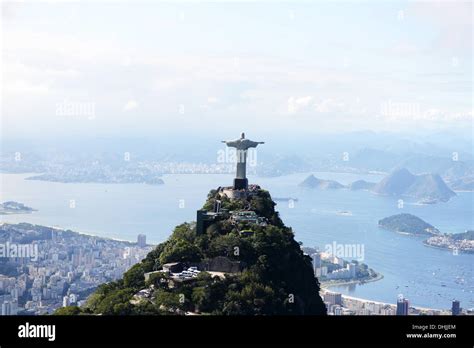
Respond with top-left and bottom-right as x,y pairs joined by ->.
222,132 -> 264,190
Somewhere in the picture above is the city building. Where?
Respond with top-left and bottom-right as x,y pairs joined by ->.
324,291 -> 342,306
321,266 -> 328,276
315,268 -> 321,277
196,210 -> 219,235
312,253 -> 322,270
1,300 -> 18,315
381,307 -> 395,316
348,263 -> 356,278
396,296 -> 409,315
137,234 -> 147,248
230,210 -> 260,224
333,305 -> 343,315
452,300 -> 461,316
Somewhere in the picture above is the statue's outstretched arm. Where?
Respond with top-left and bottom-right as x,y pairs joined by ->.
222,140 -> 239,147
247,141 -> 265,148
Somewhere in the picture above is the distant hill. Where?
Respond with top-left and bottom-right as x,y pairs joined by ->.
346,147 -> 474,181
448,176 -> 474,191
350,148 -> 401,172
372,168 -> 456,203
437,161 -> 474,182
257,155 -> 311,177
299,175 -> 345,189
349,180 -> 376,191
378,213 -> 440,235
451,230 -> 474,241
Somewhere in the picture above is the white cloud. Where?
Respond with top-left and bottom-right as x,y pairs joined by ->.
411,2 -> 472,51
3,30 -> 124,65
287,97 -> 350,115
4,79 -> 50,95
390,42 -> 422,56
123,100 -> 138,111
314,98 -> 346,113
287,96 -> 313,114
1,5 -> 470,136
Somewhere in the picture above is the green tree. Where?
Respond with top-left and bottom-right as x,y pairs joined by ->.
170,223 -> 196,243
123,263 -> 145,289
95,288 -> 135,315
159,239 -> 202,264
191,286 -> 210,313
141,242 -> 169,272
155,290 -> 184,313
54,306 -> 83,315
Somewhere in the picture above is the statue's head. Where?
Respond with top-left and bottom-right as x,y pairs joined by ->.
241,132 -> 245,139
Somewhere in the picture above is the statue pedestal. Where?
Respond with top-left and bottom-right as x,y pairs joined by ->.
233,178 -> 248,190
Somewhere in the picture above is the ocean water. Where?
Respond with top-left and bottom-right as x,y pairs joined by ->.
1,172 -> 473,310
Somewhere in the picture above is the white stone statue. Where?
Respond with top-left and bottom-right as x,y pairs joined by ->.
222,132 -> 264,189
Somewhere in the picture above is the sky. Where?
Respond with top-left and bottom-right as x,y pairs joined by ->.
1,0 -> 472,140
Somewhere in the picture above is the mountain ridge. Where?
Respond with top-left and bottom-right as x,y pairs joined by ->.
373,168 -> 456,203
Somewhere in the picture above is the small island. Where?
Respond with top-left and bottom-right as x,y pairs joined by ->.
379,214 -> 474,253
298,175 -> 376,192
299,174 -> 345,189
0,201 -> 36,215
348,180 -> 376,191
378,213 -> 440,235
